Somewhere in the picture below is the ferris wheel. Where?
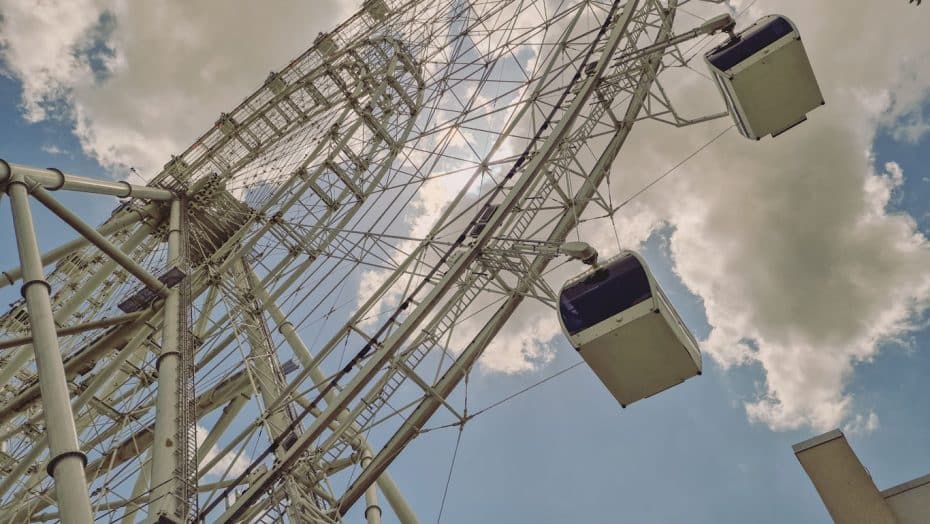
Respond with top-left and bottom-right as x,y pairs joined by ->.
0,0 -> 822,522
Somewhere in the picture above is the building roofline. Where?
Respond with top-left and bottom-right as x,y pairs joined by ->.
791,429 -> 844,454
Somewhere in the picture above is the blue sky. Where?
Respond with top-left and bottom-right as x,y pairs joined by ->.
2,1 -> 930,523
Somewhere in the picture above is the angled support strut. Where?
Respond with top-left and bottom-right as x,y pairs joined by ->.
6,176 -> 94,524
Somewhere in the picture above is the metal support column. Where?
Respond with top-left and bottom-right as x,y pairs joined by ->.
362,449 -> 382,524
30,186 -> 168,296
0,311 -> 144,350
0,220 -> 155,411
149,198 -> 182,521
0,160 -> 174,200
245,268 -> 420,524
234,262 -> 295,443
0,201 -> 159,289
6,177 -> 93,524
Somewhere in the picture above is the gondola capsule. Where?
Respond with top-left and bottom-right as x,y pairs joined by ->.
558,251 -> 701,407
705,15 -> 824,140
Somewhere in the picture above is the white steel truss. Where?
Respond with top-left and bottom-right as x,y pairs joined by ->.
0,0 -> 733,522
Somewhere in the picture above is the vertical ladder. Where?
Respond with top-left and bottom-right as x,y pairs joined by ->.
176,197 -> 198,520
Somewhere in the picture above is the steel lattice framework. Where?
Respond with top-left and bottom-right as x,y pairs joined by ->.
0,0 -> 732,522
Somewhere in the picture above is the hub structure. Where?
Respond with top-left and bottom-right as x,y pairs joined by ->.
0,0 -> 733,522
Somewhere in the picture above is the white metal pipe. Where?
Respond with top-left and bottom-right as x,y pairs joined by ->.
233,259 -> 305,524
373,465 -> 419,524
32,476 -> 244,521
236,324 -> 293,439
246,272 -> 316,372
362,450 -> 382,524
197,416 -> 256,480
7,178 -> 93,524
0,307 -> 159,427
0,324 -> 157,487
0,311 -> 144,350
55,223 -> 155,320
246,268 -> 419,524
0,159 -> 173,200
0,342 -> 35,391
0,437 -> 45,497
71,319 -> 156,413
149,198 -> 182,518
0,201 -> 158,289
339,0 -> 648,511
193,284 -> 219,337
120,451 -> 151,524
30,186 -> 168,296
0,223 -> 153,416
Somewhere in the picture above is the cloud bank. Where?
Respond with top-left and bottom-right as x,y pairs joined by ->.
580,1 -> 930,431
0,0 -> 351,179
2,0 -> 930,433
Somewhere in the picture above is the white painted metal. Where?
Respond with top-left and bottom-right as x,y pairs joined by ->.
362,450 -> 382,524
0,202 -> 157,289
0,160 -> 174,201
0,1 -> 770,522
149,198 -> 183,521
6,178 -> 93,524
30,186 -> 169,296
559,251 -> 701,407
705,15 -> 824,140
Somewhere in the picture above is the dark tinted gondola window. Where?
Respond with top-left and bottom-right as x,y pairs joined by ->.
559,256 -> 652,335
706,16 -> 793,71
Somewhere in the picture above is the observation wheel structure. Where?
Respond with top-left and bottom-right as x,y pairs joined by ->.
0,0 -> 730,522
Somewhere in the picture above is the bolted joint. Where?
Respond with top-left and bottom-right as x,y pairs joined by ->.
44,168 -> 66,190
155,351 -> 182,369
365,503 -> 382,519
45,449 -> 88,477
20,278 -> 52,299
0,158 -> 11,185
276,320 -> 295,335
5,171 -> 31,192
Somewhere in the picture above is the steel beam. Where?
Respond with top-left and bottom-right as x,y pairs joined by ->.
211,0 -> 635,515
52,223 -> 156,322
0,160 -> 173,200
362,449 -> 382,524
29,186 -> 168,296
0,292 -> 159,427
0,201 -> 159,289
0,311 -> 144,350
0,222 -> 154,408
234,262 -> 294,443
120,453 -> 151,524
339,0 -> 673,510
339,0 -> 652,509
246,267 -> 420,523
197,397 -> 247,466
232,260 -> 309,522
6,178 -> 93,524
149,198 -> 182,519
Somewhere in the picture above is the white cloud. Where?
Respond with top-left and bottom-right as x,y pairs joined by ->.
0,0 -> 354,178
844,412 -> 880,436
586,1 -> 930,431
479,304 -> 558,374
0,0 -> 104,121
2,0 -> 930,434
891,113 -> 930,143
40,144 -> 67,156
